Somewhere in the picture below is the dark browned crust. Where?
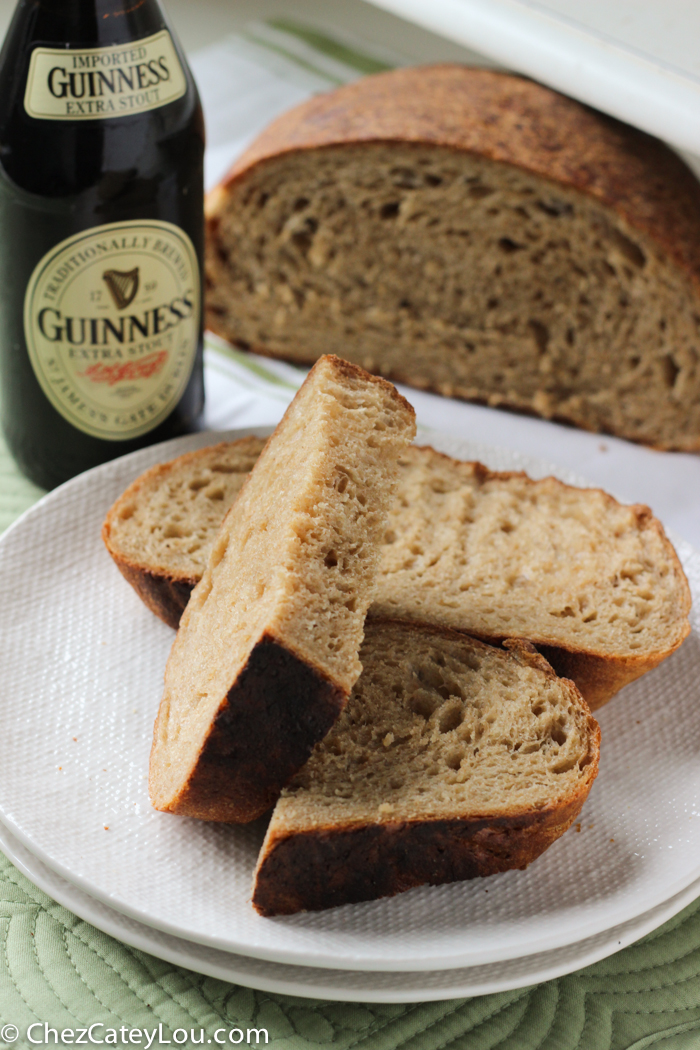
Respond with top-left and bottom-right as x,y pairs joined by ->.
252,801 -> 585,917
109,556 -> 194,630
154,633 -> 347,823
209,65 -> 700,289
535,645 -> 668,712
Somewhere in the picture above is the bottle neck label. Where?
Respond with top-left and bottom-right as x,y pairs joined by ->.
24,219 -> 200,441
23,30 -> 187,121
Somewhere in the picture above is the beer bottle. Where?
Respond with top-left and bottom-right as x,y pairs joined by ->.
0,0 -> 205,489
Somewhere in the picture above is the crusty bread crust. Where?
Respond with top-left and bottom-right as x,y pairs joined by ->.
152,633 -> 346,823
253,806 -> 583,916
208,65 -> 700,300
107,558 -> 194,631
253,623 -> 600,916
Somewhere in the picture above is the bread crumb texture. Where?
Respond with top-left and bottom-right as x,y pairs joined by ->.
377,447 -> 690,660
283,624 -> 597,822
104,438 -> 264,578
206,67 -> 700,450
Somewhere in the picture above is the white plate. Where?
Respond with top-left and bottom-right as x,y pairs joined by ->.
0,428 -> 699,973
3,817 -> 699,1003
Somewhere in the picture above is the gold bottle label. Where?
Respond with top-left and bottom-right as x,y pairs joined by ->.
24,30 -> 187,121
24,220 -> 200,441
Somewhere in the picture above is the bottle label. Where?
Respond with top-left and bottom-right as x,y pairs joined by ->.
24,220 -> 200,441
24,30 -> 187,121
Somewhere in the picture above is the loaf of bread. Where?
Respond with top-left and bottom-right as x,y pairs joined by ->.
205,65 -> 700,451
148,356 -> 415,823
252,618 -> 600,916
105,440 -> 690,710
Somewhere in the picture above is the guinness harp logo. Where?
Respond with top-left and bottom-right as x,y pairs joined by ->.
102,267 -> 140,310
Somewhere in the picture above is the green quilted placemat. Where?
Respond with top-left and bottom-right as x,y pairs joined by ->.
2,428 -> 700,1048
2,847 -> 700,1049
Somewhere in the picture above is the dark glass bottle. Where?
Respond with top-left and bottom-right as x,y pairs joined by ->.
0,0 -> 204,489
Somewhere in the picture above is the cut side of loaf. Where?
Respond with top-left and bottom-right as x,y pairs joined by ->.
149,356 -> 416,823
205,65 -> 700,451
105,441 -> 690,710
253,618 -> 600,916
103,438 -> 266,629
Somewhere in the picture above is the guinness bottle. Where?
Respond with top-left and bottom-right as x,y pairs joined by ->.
0,0 -> 204,489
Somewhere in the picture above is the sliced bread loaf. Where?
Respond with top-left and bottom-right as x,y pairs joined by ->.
252,618 -> 600,916
205,65 -> 700,450
105,440 -> 690,709
148,356 -> 415,823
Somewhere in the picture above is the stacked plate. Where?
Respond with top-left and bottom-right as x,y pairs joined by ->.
0,427 -> 699,1003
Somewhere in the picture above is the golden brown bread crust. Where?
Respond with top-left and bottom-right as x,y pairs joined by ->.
207,64 -> 700,294
152,633 -> 347,823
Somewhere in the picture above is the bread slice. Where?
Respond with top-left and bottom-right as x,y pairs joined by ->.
103,437 -> 266,630
378,446 -> 691,710
148,356 -> 415,823
205,65 -> 700,451
252,618 -> 600,916
105,441 -> 690,710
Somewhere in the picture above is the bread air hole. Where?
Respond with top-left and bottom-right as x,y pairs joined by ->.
163,523 -> 187,539
438,703 -> 463,733
551,756 -> 578,774
610,228 -> 646,268
663,355 -> 680,389
409,690 -> 439,719
445,750 -> 463,770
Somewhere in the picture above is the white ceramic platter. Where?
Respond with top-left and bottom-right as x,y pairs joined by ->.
2,818 -> 699,1003
0,427 -> 699,973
